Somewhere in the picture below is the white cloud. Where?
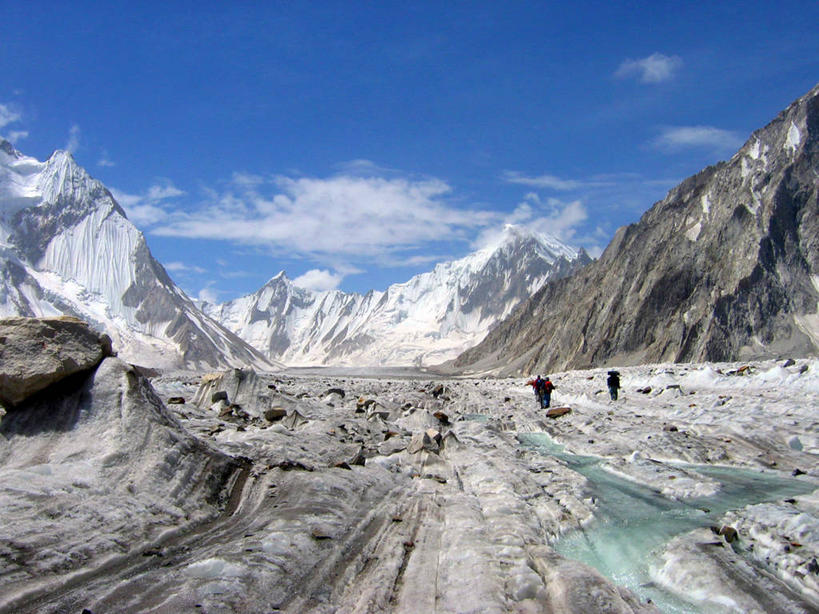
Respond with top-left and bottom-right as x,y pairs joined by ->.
651,125 -> 743,152
398,253 -> 449,267
474,195 -> 589,249
110,180 -> 185,227
147,183 -> 184,200
503,171 -> 582,191
197,284 -> 220,305
0,104 -> 21,130
164,261 -> 206,274
525,198 -> 588,238
615,53 -> 682,83
0,104 -> 26,143
219,269 -> 256,279
502,168 -> 681,258
334,159 -> 398,176
292,268 -> 345,291
6,130 -> 28,143
153,173 -> 495,263
128,204 -> 169,227
65,124 -> 81,153
231,172 -> 265,188
109,188 -> 142,208
98,150 -> 115,167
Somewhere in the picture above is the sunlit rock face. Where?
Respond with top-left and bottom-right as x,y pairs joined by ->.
0,142 -> 275,370
454,83 -> 819,376
204,225 -> 592,367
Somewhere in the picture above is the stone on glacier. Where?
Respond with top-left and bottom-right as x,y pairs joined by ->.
0,316 -> 113,408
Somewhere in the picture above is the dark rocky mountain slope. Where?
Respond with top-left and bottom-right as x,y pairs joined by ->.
453,83 -> 819,375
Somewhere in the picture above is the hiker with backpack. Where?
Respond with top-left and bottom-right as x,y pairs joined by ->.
528,375 -> 544,407
528,375 -> 555,409
541,375 -> 555,408
607,370 -> 621,401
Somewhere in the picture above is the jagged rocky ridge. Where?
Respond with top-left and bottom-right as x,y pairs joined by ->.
205,226 -> 591,367
454,83 -> 819,376
0,140 -> 276,370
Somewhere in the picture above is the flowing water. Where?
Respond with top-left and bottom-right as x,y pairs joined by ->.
519,432 -> 815,613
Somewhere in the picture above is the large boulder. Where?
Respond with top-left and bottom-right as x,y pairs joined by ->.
193,368 -> 281,418
0,316 -> 113,408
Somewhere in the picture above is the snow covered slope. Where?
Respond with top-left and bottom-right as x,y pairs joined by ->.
454,83 -> 819,375
205,225 -> 591,366
0,139 -> 276,370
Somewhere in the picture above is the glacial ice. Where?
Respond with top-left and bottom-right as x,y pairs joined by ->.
1,357 -> 818,613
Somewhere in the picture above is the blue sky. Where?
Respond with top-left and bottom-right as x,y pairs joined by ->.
1,2 -> 817,301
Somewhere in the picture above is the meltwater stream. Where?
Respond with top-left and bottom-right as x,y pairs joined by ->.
519,432 -> 815,613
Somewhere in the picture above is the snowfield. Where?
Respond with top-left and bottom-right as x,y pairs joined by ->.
1,357 -> 817,613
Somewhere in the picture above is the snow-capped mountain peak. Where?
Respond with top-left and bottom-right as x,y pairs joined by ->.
206,224 -> 591,366
2,140 -> 591,370
0,142 -> 276,370
477,223 -> 579,260
1,141 -> 48,222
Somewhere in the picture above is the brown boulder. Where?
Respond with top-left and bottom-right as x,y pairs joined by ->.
719,525 -> 738,543
546,407 -> 572,418
433,410 -> 450,425
0,317 -> 113,408
264,407 -> 287,422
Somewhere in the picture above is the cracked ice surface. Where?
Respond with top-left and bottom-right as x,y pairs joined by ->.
0,358 -> 817,613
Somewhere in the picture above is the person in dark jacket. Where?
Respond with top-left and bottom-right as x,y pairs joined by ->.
541,376 -> 555,408
530,375 -> 545,407
607,371 -> 620,401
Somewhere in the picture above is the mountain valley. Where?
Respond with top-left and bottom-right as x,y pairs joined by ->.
1,82 -> 818,614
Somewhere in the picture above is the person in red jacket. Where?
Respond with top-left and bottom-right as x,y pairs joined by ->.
541,376 -> 555,408
528,375 -> 555,408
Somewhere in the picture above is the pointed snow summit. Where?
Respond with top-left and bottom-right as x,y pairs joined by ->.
454,83 -> 819,375
205,225 -> 591,366
0,139 -> 276,370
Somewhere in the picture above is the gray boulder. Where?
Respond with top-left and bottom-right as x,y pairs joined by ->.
408,429 -> 442,454
194,368 -> 277,418
0,316 -> 113,408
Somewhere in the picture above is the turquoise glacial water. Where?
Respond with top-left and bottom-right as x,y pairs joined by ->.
519,432 -> 814,613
